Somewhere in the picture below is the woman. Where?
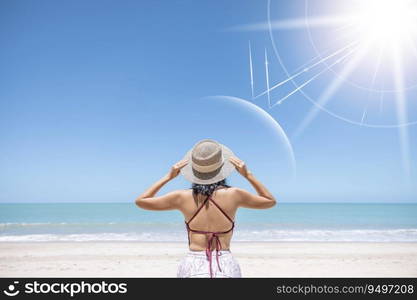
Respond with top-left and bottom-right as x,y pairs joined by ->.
135,139 -> 276,278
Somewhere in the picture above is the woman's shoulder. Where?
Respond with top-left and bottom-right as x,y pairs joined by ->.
221,186 -> 246,195
175,189 -> 193,197
216,186 -> 247,200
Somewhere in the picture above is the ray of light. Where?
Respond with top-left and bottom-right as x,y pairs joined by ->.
264,48 -> 271,108
293,50 -> 335,74
229,15 -> 350,31
248,41 -> 254,99
360,107 -> 368,125
361,44 -> 384,124
272,45 -> 359,107
304,0 -> 417,96
294,28 -> 358,73
292,43 -> 371,139
254,41 -> 358,99
369,46 -> 384,89
329,21 -> 355,35
392,43 -> 411,179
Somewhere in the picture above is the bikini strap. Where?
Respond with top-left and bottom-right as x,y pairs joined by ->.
208,196 -> 235,224
185,196 -> 210,225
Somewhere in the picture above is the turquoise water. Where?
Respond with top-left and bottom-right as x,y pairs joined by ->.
1,203 -> 416,242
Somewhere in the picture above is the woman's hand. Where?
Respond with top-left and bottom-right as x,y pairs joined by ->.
135,159 -> 188,210
166,159 -> 188,180
230,156 -> 276,207
229,156 -> 250,178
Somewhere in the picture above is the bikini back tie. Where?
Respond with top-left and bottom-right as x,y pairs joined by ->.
185,195 -> 235,278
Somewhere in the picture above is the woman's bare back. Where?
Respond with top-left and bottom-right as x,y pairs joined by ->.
179,187 -> 238,251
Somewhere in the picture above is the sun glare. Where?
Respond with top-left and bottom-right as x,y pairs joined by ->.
352,0 -> 417,46
252,0 -> 417,177
239,0 -> 417,176
252,1 -> 417,118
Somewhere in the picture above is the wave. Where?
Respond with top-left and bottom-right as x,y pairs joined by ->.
234,229 -> 417,242
0,233 -> 185,242
0,222 -> 70,227
1,229 -> 417,242
0,222 -> 180,227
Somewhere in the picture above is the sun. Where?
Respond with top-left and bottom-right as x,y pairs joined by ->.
351,0 -> 417,47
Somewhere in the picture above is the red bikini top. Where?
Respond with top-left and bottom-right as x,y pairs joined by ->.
184,195 -> 235,278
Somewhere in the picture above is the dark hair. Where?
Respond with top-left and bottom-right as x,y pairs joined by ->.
192,179 -> 230,197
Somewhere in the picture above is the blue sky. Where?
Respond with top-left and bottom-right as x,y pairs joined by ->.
0,0 -> 416,203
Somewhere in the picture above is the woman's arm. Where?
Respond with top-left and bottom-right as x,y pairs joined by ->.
135,159 -> 188,210
229,156 -> 276,209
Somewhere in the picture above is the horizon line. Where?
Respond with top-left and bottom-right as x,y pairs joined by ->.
0,201 -> 416,204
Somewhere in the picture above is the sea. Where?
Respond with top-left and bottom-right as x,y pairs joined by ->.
1,203 -> 417,242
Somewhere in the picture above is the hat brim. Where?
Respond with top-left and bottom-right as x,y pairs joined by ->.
180,144 -> 235,184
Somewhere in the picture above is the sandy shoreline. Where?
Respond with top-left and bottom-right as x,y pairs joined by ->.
1,242 -> 416,277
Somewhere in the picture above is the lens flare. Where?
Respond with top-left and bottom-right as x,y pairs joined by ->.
351,0 -> 417,47
235,0 -> 417,178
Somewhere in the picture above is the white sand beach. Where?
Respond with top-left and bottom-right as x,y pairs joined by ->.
1,242 -> 416,277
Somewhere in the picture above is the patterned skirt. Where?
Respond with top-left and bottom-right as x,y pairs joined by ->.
177,249 -> 242,278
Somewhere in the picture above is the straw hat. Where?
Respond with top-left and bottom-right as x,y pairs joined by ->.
180,139 -> 235,184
